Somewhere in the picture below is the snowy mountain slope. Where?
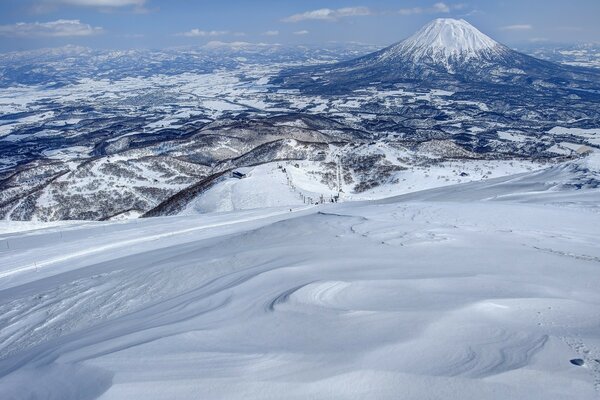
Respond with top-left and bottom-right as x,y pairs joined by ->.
1,172 -> 599,399
275,18 -> 600,93
180,164 -> 315,214
0,118 -> 350,221
174,157 -> 545,214
384,152 -> 600,206
378,18 -> 509,69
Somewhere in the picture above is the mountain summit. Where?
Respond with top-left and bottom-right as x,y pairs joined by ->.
366,17 -> 516,73
381,18 -> 507,67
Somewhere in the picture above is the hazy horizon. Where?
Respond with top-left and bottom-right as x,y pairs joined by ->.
0,0 -> 599,53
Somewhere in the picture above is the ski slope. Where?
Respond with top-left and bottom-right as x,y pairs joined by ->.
1,159 -> 600,399
182,158 -> 544,214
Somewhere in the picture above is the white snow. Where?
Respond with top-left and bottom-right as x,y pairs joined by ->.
182,157 -> 544,214
548,126 -> 600,146
383,18 -> 506,68
547,142 -> 584,155
42,146 -> 92,160
497,130 -> 529,143
1,161 -> 599,399
183,165 -> 305,213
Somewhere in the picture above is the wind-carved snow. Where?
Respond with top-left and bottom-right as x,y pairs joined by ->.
378,18 -> 508,71
1,159 -> 600,399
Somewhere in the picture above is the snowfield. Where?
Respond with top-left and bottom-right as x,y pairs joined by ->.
1,157 -> 600,399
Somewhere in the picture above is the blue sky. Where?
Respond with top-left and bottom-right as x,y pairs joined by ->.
0,0 -> 598,52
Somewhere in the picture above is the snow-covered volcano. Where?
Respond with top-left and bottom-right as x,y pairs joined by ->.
379,18 -> 510,68
275,18 -> 600,92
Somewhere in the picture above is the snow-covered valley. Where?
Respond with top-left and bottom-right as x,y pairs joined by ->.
1,156 -> 599,399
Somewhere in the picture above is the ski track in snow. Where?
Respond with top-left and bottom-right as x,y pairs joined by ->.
0,189 -> 600,398
0,207 -> 309,280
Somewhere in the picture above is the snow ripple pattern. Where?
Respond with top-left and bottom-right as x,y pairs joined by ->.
1,197 -> 599,399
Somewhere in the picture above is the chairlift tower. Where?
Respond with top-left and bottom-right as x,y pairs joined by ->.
336,154 -> 344,194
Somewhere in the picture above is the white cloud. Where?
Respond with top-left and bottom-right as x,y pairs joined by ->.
0,19 -> 103,37
262,30 -> 279,36
501,24 -> 533,31
398,2 -> 455,15
432,2 -> 450,13
293,30 -> 309,35
31,0 -> 148,13
283,3 -> 463,21
283,7 -> 372,23
397,7 -> 423,16
176,29 -> 231,38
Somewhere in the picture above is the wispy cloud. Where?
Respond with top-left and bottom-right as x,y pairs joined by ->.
262,30 -> 279,36
283,3 -> 464,21
398,2 -> 456,15
0,19 -> 103,37
432,2 -> 450,13
32,0 -> 149,13
283,7 -> 372,23
47,0 -> 145,6
501,24 -> 533,31
176,29 -> 232,38
293,30 -> 309,36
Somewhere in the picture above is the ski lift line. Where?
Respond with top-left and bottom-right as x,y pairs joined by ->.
283,166 -> 339,205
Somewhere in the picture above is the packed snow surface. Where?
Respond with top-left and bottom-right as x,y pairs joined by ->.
1,164 -> 600,399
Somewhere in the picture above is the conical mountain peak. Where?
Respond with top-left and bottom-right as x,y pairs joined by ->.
380,18 -> 506,66
407,19 -> 498,53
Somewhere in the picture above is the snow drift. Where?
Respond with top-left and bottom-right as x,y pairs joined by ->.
1,160 -> 599,399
